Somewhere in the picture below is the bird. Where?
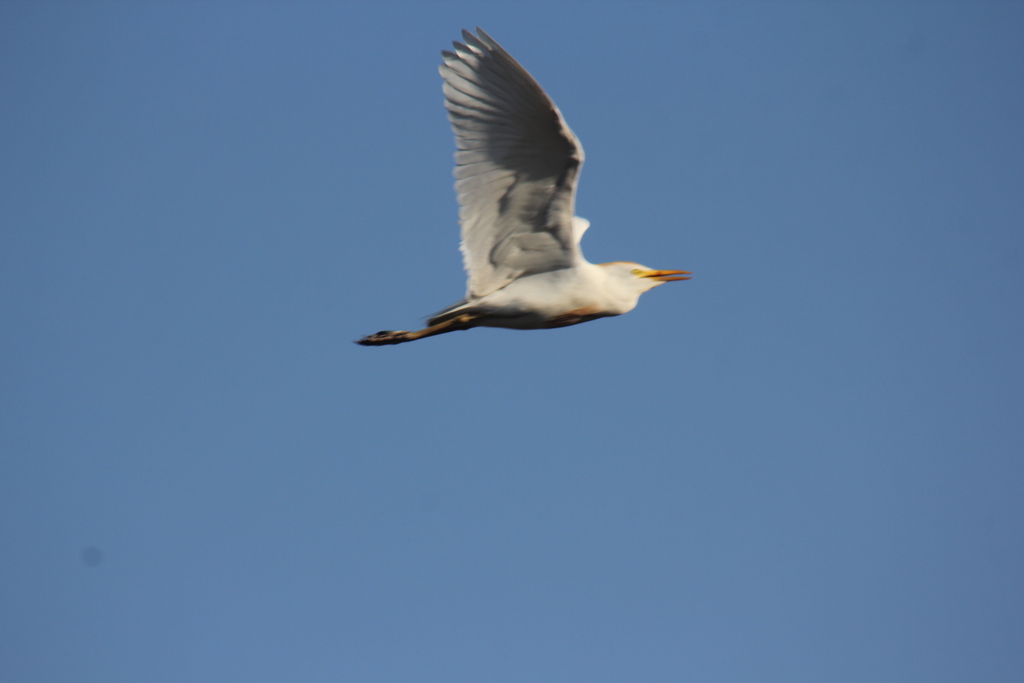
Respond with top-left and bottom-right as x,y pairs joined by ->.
357,28 -> 689,346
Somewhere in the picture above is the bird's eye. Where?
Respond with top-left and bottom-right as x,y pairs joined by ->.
631,268 -> 643,276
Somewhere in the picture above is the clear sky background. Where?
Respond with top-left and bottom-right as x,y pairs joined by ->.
2,2 -> 1023,681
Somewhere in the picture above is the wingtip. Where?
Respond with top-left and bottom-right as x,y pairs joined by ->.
475,27 -> 495,44
460,29 -> 489,53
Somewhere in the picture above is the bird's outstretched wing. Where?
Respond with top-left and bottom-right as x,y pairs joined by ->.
440,28 -> 585,299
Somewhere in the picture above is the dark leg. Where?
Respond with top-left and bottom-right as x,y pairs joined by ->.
355,314 -> 478,346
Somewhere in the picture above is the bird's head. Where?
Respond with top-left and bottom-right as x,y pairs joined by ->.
599,261 -> 692,294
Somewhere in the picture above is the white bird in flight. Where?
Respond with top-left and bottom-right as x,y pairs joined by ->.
357,28 -> 689,346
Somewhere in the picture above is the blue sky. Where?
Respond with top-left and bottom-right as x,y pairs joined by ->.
2,2 -> 1023,681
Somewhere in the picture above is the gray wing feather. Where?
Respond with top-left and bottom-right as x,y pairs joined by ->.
439,28 -> 585,298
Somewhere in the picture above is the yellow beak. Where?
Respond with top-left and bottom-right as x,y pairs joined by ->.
641,269 -> 692,282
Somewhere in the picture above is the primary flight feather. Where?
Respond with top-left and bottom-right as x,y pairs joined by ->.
357,28 -> 689,346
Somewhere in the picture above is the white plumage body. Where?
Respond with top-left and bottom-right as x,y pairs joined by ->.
433,261 -> 644,330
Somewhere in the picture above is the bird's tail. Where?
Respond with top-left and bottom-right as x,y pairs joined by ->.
427,299 -> 475,326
